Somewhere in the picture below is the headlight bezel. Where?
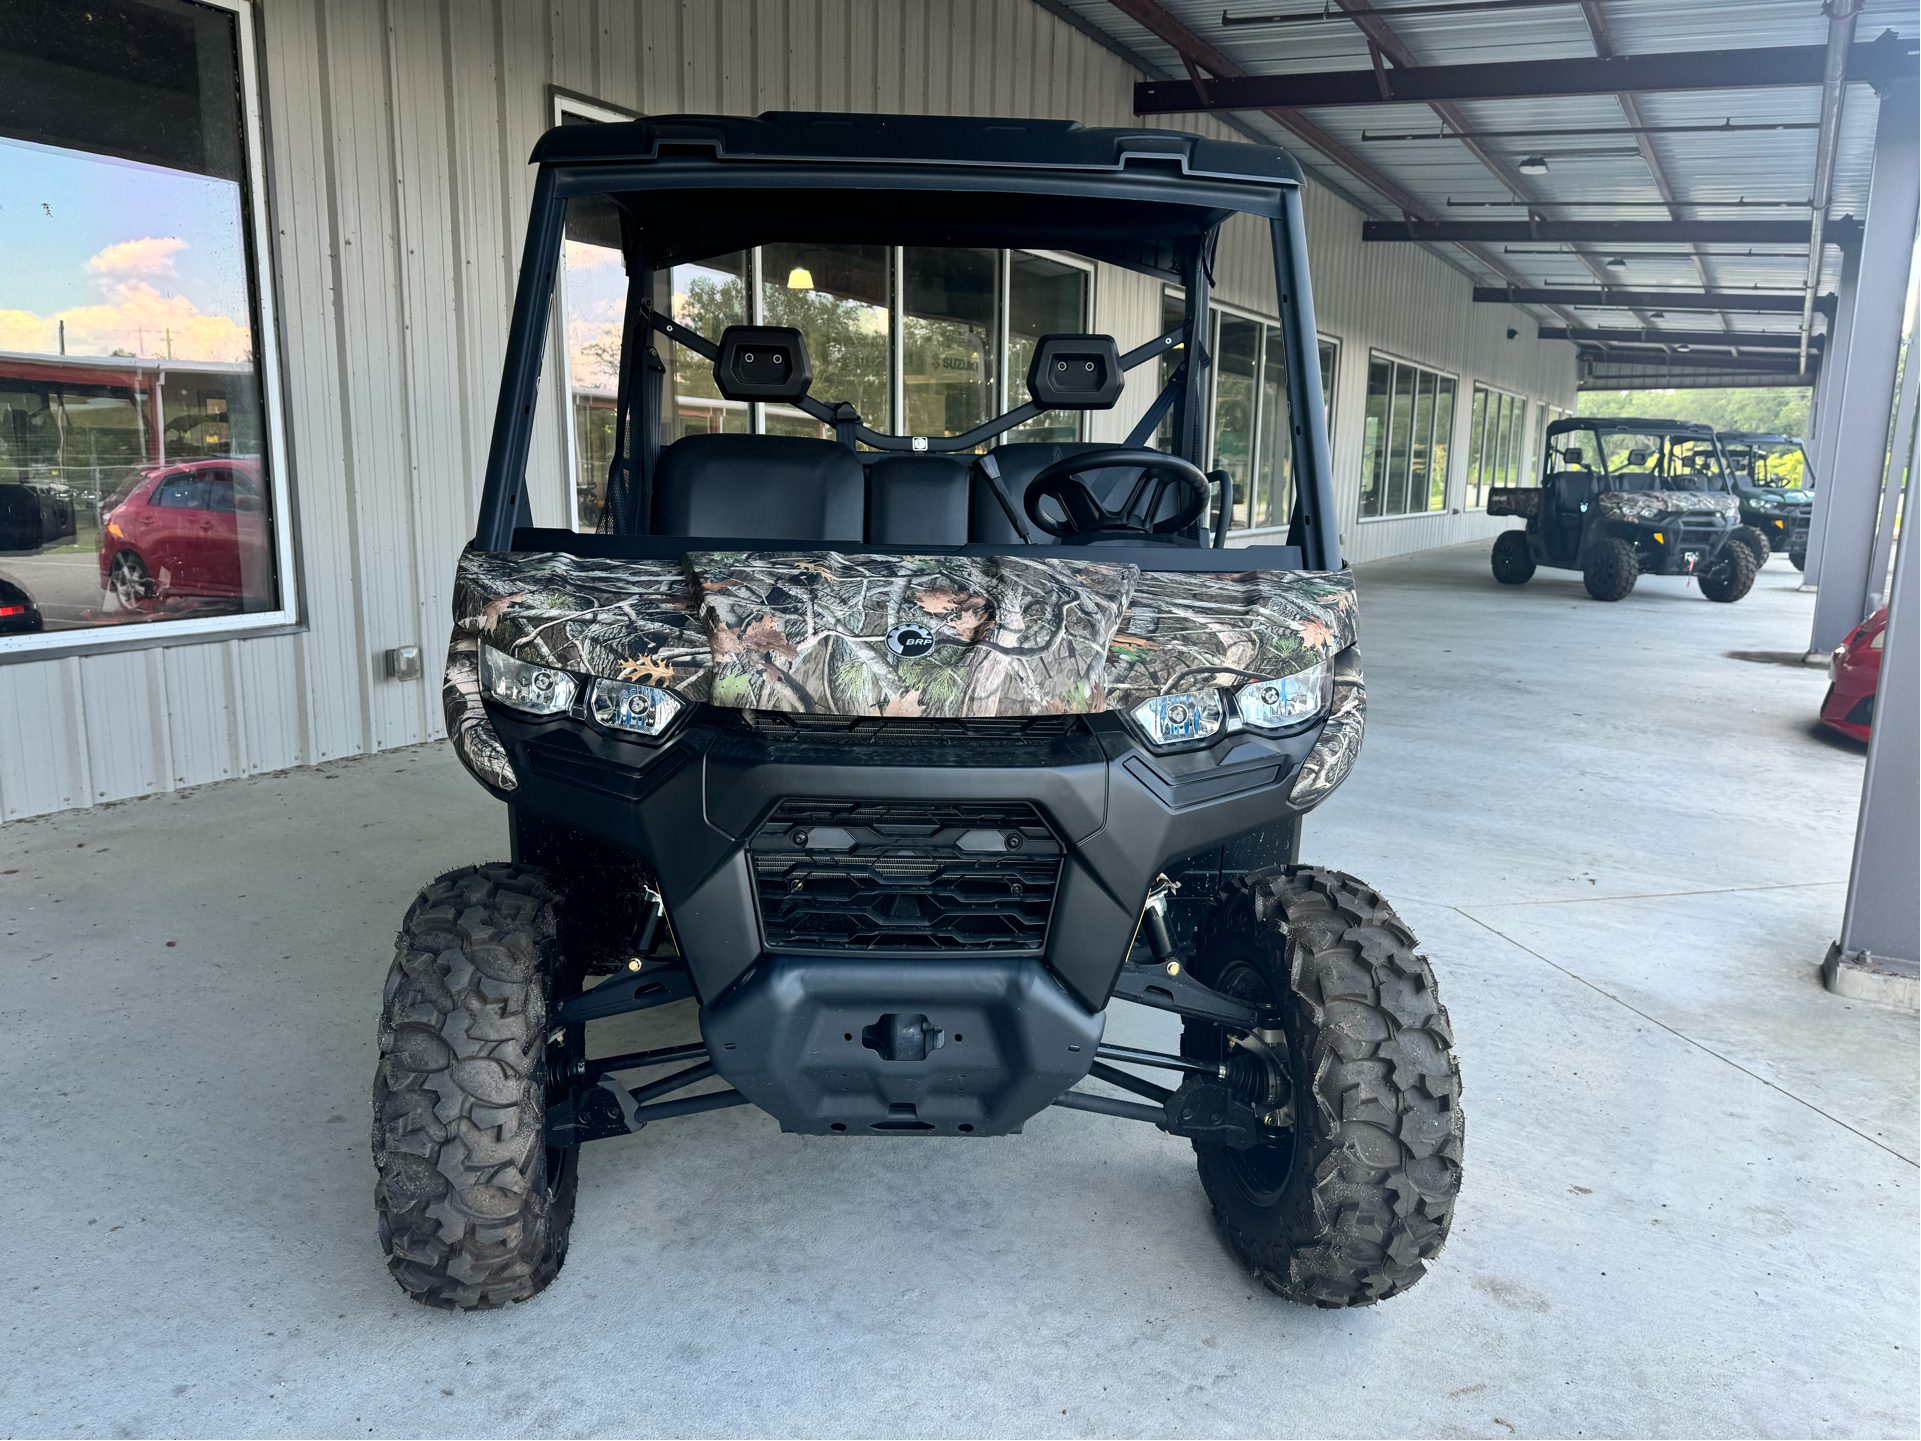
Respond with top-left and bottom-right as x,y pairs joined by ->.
587,677 -> 685,739
1124,659 -> 1335,753
479,643 -> 687,743
478,642 -> 577,717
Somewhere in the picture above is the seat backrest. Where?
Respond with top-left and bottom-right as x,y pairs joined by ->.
865,455 -> 973,546
652,433 -> 865,541
1551,470 -> 1596,516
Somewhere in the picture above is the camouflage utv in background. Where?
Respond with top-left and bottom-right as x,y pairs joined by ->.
374,112 -> 1462,1315
1488,417 -> 1761,602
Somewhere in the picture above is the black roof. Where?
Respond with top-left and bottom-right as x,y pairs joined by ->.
1717,432 -> 1804,444
533,112 -> 1303,277
532,111 -> 1304,186
1548,417 -> 1718,438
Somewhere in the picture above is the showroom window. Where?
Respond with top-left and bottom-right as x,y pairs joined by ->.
1158,294 -> 1335,537
0,0 -> 291,653
564,229 -> 1091,529
1464,385 -> 1530,510
1359,355 -> 1457,519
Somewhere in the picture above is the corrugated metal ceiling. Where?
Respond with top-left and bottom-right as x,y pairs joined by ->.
1053,0 -> 1917,370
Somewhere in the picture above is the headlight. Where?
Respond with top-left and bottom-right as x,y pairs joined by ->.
479,643 -> 576,716
1130,689 -> 1224,747
588,678 -> 683,737
1234,662 -> 1332,734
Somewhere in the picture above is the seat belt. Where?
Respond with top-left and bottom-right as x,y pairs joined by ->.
1125,366 -> 1184,449
977,452 -> 1034,543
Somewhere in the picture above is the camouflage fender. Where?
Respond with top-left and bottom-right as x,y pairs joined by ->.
451,546 -> 711,697
1289,645 -> 1364,809
1597,490 -> 1739,524
1105,567 -> 1357,711
442,633 -> 517,792
689,551 -> 1137,716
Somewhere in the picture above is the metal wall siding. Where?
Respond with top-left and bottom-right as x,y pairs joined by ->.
0,0 -> 1573,820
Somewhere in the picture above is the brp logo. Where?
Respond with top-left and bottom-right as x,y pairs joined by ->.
886,623 -> 936,659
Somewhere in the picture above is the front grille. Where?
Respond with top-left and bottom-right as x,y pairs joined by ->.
751,799 -> 1061,954
741,711 -> 1083,741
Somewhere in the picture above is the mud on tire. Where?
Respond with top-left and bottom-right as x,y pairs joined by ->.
1183,867 -> 1463,1307
372,863 -> 577,1309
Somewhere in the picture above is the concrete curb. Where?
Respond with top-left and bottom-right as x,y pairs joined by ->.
1822,940 -> 1921,1010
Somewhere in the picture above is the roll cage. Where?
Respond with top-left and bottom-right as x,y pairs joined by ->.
1543,416 -> 1732,492
472,112 -> 1338,569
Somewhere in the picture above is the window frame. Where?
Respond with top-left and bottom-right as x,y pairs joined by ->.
1464,382 -> 1531,512
1357,350 -> 1459,523
1,0 -> 299,663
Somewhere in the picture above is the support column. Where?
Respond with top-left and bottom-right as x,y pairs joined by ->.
1808,79 -> 1920,652
1801,239 -> 1860,588
1865,310 -> 1918,614
1823,418 -> 1919,1009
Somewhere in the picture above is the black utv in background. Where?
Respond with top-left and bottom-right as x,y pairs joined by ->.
1488,417 -> 1761,603
1720,430 -> 1815,571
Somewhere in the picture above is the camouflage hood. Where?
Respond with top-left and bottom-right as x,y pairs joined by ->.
1597,490 -> 1739,523
443,546 -> 1361,796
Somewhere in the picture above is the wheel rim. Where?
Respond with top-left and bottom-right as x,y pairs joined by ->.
1210,955 -> 1296,1206
111,554 -> 146,606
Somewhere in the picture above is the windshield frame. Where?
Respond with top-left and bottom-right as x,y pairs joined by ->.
474,147 -> 1339,567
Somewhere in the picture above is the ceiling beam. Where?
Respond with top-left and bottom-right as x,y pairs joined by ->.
1477,286 -> 1837,314
1364,219 -> 1855,244
1133,34 -> 1918,112
1097,0 -> 1543,294
1540,326 -> 1822,349
1323,1 -> 1594,322
1580,352 -> 1821,375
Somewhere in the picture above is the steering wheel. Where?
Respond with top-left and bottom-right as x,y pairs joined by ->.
1022,447 -> 1212,542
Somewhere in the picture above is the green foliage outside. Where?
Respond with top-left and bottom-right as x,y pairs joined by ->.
1577,386 -> 1811,437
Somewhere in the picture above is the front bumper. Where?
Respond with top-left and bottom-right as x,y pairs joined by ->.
702,955 -> 1103,1135
489,704 -> 1327,1012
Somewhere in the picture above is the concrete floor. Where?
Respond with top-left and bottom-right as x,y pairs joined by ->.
2,542 -> 1915,1439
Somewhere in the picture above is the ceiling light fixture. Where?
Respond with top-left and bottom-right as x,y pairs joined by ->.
1517,155 -> 1550,175
786,266 -> 815,290
1607,256 -> 1628,269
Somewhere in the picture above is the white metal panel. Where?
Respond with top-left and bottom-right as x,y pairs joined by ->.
0,660 -> 91,820
160,642 -> 241,789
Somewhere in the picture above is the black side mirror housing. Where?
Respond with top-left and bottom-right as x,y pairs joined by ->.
1026,334 -> 1123,411
713,326 -> 813,402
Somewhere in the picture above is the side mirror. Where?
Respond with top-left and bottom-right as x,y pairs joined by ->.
1625,447 -> 1652,467
1026,334 -> 1123,411
712,326 -> 813,402
1561,446 -> 1582,466
233,492 -> 262,513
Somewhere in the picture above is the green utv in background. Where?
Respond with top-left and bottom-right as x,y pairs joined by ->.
1488,416 -> 1762,603
371,112 -> 1464,1314
1719,431 -> 1816,571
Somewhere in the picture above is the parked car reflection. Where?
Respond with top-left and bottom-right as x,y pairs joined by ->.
97,457 -> 274,612
0,576 -> 43,634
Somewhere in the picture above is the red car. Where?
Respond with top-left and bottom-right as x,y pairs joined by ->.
98,458 -> 273,609
1821,606 -> 1886,741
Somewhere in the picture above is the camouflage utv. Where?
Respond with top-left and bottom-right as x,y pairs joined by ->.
1488,417 -> 1760,602
374,113 -> 1462,1313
